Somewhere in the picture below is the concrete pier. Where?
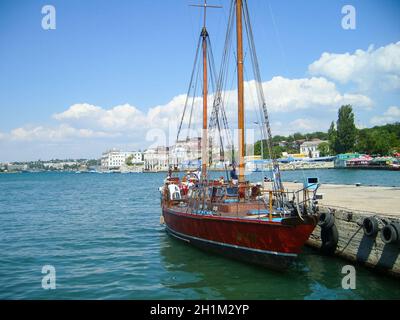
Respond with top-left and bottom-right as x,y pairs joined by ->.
284,182 -> 400,278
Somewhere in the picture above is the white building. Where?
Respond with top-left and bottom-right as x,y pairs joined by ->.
6,164 -> 29,171
170,137 -> 203,169
43,162 -> 78,170
300,139 -> 328,158
101,149 -> 143,170
143,147 -> 169,172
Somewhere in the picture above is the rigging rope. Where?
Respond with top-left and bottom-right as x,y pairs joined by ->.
177,36 -> 202,142
242,0 -> 286,207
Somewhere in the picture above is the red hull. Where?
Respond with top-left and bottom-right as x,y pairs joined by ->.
163,207 -> 317,269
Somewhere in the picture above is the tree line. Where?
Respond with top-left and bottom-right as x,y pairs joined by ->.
254,105 -> 400,158
328,105 -> 400,156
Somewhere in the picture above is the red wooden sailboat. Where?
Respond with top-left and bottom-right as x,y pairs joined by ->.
160,0 -> 320,270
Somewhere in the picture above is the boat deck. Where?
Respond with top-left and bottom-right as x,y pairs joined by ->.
167,199 -> 283,221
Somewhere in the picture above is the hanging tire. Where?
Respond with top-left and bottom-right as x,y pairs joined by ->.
318,211 -> 335,229
320,224 -> 338,255
392,222 -> 400,241
381,222 -> 400,244
363,217 -> 379,237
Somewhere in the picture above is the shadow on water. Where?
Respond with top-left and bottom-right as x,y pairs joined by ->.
356,234 -> 376,264
159,232 -> 400,300
159,233 -> 311,299
378,244 -> 400,270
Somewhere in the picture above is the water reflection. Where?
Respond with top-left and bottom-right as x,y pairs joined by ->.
159,233 -> 315,299
159,232 -> 400,300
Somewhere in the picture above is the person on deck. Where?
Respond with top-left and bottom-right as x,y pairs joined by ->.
230,164 -> 238,185
164,167 -> 173,183
263,176 -> 271,190
195,168 -> 201,181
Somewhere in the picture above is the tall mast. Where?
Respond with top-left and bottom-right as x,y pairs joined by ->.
201,24 -> 208,181
190,0 -> 221,181
236,0 -> 245,183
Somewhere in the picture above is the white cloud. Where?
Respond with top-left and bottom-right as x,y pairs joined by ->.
288,118 -> 316,131
370,106 -> 400,126
260,77 -> 373,111
53,103 -> 103,120
53,77 -> 372,135
308,42 -> 400,91
45,77 -> 373,149
53,103 -> 149,130
270,118 -> 331,136
9,124 -> 118,142
1,75 -> 373,158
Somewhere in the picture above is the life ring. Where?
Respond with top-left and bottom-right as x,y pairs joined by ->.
381,222 -> 400,244
362,216 -> 379,237
320,224 -> 338,255
318,211 -> 335,229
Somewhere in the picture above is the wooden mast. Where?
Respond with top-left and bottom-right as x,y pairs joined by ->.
190,0 -> 221,181
201,24 -> 208,181
236,0 -> 245,183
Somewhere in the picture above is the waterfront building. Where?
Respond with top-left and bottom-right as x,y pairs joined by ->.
169,143 -> 188,170
143,147 -> 169,172
300,139 -> 328,158
144,138 -> 203,172
170,137 -> 202,170
334,153 -> 361,168
43,162 -> 78,170
6,163 -> 29,172
346,155 -> 373,167
101,149 -> 143,170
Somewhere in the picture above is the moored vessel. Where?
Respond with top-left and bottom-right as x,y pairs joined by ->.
160,0 -> 320,270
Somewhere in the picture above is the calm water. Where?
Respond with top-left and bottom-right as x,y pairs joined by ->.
0,170 -> 399,300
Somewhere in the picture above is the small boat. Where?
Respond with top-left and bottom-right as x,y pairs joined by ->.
160,0 -> 320,270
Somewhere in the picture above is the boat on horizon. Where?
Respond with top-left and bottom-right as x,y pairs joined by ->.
160,0 -> 320,270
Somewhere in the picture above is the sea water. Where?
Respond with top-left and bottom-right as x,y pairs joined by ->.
0,170 -> 399,299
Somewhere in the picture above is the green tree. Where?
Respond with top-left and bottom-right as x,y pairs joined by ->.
317,142 -> 330,157
335,105 -> 356,154
254,140 -> 283,159
87,159 -> 100,167
356,125 -> 400,156
355,129 -> 373,154
293,132 -> 305,141
371,131 -> 394,155
327,121 -> 337,155
125,155 -> 134,166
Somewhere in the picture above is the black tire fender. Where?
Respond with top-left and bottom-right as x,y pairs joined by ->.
320,224 -> 339,255
381,222 -> 400,244
363,216 -> 379,237
392,222 -> 400,241
318,211 -> 335,229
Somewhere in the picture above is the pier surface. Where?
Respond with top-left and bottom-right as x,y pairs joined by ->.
280,182 -> 400,277
283,182 -> 400,216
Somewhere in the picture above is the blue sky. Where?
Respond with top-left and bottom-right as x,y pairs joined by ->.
0,0 -> 399,161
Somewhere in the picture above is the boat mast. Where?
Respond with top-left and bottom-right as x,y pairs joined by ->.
236,0 -> 245,183
201,12 -> 208,181
191,0 -> 221,181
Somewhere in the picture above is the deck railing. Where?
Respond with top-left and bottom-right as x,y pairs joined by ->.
164,179 -> 320,221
